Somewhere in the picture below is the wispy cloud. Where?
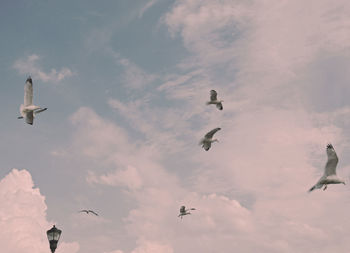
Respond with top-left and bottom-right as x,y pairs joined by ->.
139,0 -> 159,18
87,165 -> 143,190
13,54 -> 73,83
112,53 -> 158,89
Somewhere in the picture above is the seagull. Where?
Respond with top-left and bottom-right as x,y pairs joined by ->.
308,144 -> 346,192
178,205 -> 196,219
206,90 -> 223,110
199,127 -> 221,151
78,210 -> 99,216
18,76 -> 47,125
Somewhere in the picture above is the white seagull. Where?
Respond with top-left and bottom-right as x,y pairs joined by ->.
308,144 -> 346,192
78,209 -> 99,216
199,127 -> 221,151
206,90 -> 223,110
178,205 -> 196,219
18,77 -> 47,125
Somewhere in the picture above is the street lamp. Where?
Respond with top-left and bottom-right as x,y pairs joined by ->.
46,225 -> 62,253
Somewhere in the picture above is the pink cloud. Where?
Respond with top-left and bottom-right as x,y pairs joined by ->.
13,54 -> 73,83
0,169 -> 79,253
63,1 -> 350,252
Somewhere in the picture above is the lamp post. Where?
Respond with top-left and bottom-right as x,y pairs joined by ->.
46,225 -> 62,253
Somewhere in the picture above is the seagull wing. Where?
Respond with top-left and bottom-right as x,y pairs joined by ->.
24,78 -> 33,106
205,128 -> 221,139
210,90 -> 218,101
324,144 -> 339,176
308,179 -> 324,192
89,210 -> 99,216
78,210 -> 88,213
25,111 -> 34,125
308,184 -> 317,192
34,108 -> 47,115
216,102 -> 223,110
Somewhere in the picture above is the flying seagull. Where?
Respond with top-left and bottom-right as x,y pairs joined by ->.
18,76 -> 47,125
78,210 -> 99,216
206,90 -> 223,110
308,144 -> 346,192
199,127 -> 221,151
178,205 -> 196,219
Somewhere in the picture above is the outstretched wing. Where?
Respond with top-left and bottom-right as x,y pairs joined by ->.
89,210 -> 99,216
216,103 -> 223,110
210,90 -> 218,101
308,184 -> 317,192
324,144 -> 339,176
308,181 -> 323,192
78,210 -> 88,214
25,111 -> 34,125
205,127 -> 221,139
24,77 -> 33,106
34,108 -> 47,115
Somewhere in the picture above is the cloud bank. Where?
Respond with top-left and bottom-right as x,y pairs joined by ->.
16,0 -> 350,252
67,1 -> 350,252
0,169 -> 79,253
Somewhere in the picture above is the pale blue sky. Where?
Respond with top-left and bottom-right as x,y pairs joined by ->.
2,1 -> 350,253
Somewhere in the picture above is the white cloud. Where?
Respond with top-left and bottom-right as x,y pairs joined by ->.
55,1 -> 350,252
87,165 -> 143,190
68,101 -> 350,253
13,54 -> 73,83
131,241 -> 173,253
164,0 -> 250,67
160,1 -> 350,252
111,53 -> 158,89
0,169 -> 79,253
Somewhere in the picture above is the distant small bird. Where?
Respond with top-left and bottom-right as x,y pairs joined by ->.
178,205 -> 196,219
78,210 -> 99,216
308,144 -> 346,192
206,90 -> 223,110
18,76 -> 47,125
199,127 -> 221,151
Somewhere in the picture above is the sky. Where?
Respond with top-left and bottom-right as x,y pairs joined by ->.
1,0 -> 350,252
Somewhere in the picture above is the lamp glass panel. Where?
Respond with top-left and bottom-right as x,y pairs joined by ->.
54,231 -> 61,240
47,232 -> 54,241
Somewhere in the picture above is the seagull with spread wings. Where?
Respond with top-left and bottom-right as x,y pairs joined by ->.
206,90 -> 223,110
18,76 -> 47,125
78,210 -> 99,216
199,127 -> 221,151
308,144 -> 345,192
178,205 -> 196,219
